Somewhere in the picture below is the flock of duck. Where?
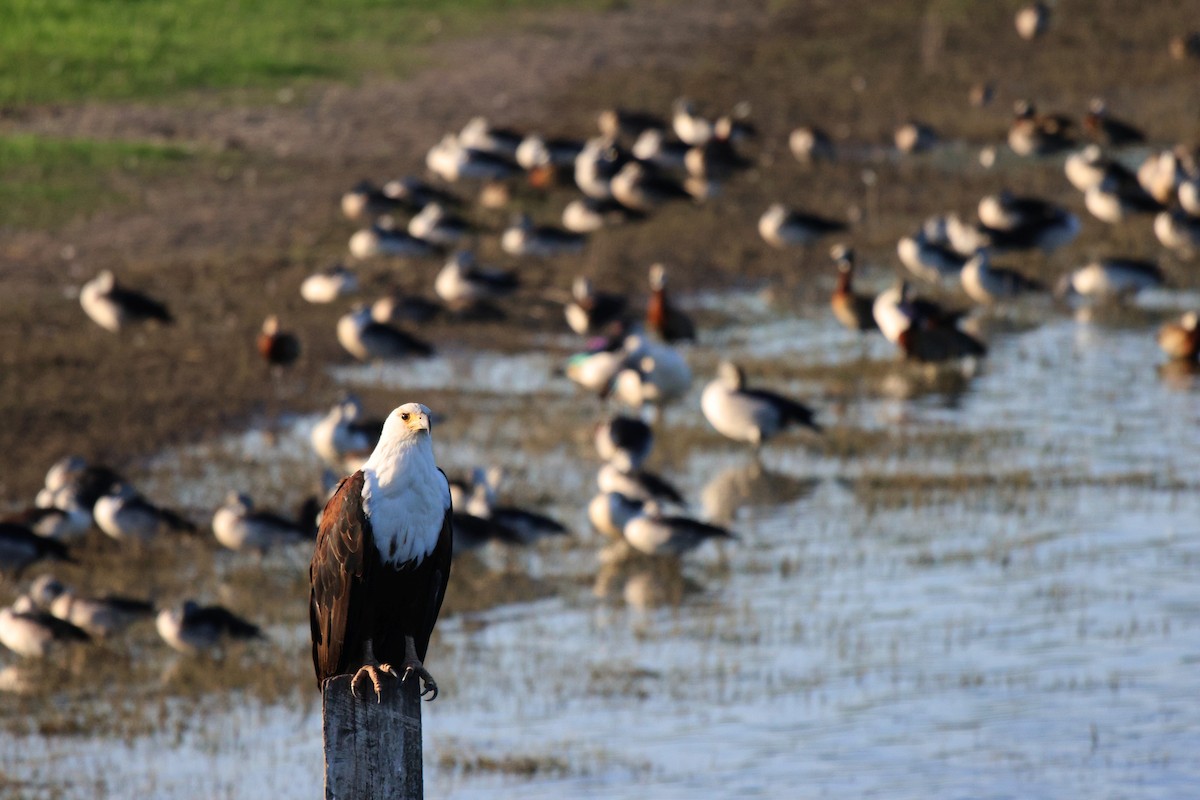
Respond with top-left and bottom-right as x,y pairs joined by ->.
8,2 -> 1200,673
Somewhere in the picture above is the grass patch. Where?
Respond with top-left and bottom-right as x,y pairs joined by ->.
0,0 -> 594,107
0,134 -> 211,228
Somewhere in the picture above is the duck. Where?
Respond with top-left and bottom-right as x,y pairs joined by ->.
610,161 -> 693,212
713,105 -> 756,145
829,245 -> 878,333
1084,174 -> 1165,224
1178,173 -> 1200,216
1014,1 -> 1049,40
610,355 -> 691,410
79,270 -> 172,333
370,290 -> 441,326
1155,312 -> 1200,361
597,463 -> 686,506
884,281 -> 985,361
894,121 -> 938,154
300,263 -> 359,304
595,415 -> 654,472
336,304 -> 434,362
0,523 -> 71,574
561,197 -> 643,233
36,456 -> 126,516
26,576 -> 154,639
565,276 -> 628,337
1055,259 -> 1164,303
587,491 -> 646,541
434,251 -> 518,311
1154,211 -> 1200,253
2,498 -> 91,543
406,202 -> 470,247
1082,99 -> 1146,147
340,179 -> 410,220
563,343 -> 627,397
610,335 -> 693,409
685,136 -> 751,182
873,281 -> 916,344
515,134 -> 586,172
211,491 -> 311,552
645,263 -> 696,343
0,596 -> 89,658
380,176 -> 463,211
573,136 -> 627,200
873,281 -> 969,346
701,361 -> 820,447
425,133 -> 520,182
1157,312 -> 1200,361
463,468 -> 567,545
93,484 -> 195,543
976,193 -> 1081,253
156,600 -> 262,655
631,128 -> 690,172
449,511 -> 522,554
622,502 -> 735,557
789,125 -> 835,164
598,108 -> 667,141
457,116 -> 524,159
960,249 -> 1043,305
348,220 -> 440,260
921,213 -> 991,256
1137,148 -> 1188,205
671,98 -> 714,147
256,315 -> 300,370
1008,101 -> 1073,157
310,395 -> 383,472
759,203 -> 847,248
897,312 -> 988,364
1064,145 -> 1139,193
501,214 -> 586,258
896,229 -> 968,284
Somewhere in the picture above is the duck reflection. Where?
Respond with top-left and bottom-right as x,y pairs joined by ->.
876,360 -> 979,405
593,553 -> 700,610
1156,358 -> 1200,390
701,460 -> 821,525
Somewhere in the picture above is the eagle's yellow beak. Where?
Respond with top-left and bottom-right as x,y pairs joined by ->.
406,411 -> 430,433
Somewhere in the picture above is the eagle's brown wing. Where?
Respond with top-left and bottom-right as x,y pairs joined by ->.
309,471 -> 372,689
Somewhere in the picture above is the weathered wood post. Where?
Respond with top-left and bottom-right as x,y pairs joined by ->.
322,674 -> 423,799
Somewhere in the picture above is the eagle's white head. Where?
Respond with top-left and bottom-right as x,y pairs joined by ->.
380,402 -> 432,442
362,403 -> 436,479
361,402 -> 448,565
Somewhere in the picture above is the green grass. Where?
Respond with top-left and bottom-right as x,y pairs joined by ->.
0,134 -> 205,228
0,0 -> 587,107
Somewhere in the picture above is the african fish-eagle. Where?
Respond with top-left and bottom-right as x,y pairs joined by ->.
309,402 -> 453,701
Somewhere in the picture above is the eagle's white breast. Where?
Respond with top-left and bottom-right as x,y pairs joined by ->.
361,434 -> 450,566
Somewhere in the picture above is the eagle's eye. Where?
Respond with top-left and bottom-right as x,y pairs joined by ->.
400,412 -> 410,421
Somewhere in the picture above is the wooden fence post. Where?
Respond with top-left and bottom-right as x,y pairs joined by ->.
322,674 -> 423,799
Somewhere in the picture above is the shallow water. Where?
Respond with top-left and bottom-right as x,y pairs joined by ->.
3,282 -> 1198,799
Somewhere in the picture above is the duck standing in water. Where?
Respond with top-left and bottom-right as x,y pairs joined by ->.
645,264 -> 696,343
829,245 -> 877,333
960,249 -> 1043,305
1157,312 -> 1200,362
622,502 -> 735,557
701,361 -> 820,448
